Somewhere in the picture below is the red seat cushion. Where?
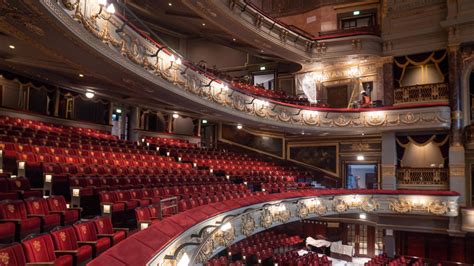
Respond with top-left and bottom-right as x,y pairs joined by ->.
0,222 -> 15,243
22,234 -> 72,266
0,243 -> 27,265
112,230 -> 126,245
50,226 -> 92,264
95,237 -> 111,254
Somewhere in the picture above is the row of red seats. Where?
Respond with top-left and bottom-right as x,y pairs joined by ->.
0,196 -> 79,242
143,136 -> 197,149
70,176 -> 228,196
365,255 -> 425,266
0,176 -> 42,201
273,249 -> 332,266
0,116 -> 115,141
205,256 -> 244,266
230,81 -> 309,105
0,216 -> 126,266
101,184 -> 250,214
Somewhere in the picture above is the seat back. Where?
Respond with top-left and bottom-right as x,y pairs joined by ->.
0,200 -> 27,220
93,216 -> 113,235
24,198 -> 49,215
0,243 -> 27,265
22,234 -> 57,263
50,226 -> 79,250
73,221 -> 98,242
135,207 -> 151,222
46,196 -> 67,212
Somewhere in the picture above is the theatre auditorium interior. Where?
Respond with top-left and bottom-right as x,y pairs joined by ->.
2,0 -> 474,266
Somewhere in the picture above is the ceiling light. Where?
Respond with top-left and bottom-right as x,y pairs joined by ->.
232,38 -> 236,41
85,90 -> 95,99
359,213 -> 367,219
237,124 -> 243,130
172,113 -> 179,119
78,73 -> 84,78
116,108 -> 122,114
260,49 -> 264,53
168,2 -> 172,6
260,66 -> 266,71
353,10 -> 360,15
8,45 -> 15,49
106,3 -> 115,14
357,155 -> 364,161
202,23 -> 206,26
202,119 -> 208,124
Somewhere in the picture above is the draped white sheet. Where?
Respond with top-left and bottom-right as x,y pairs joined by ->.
306,237 -> 332,248
295,72 -> 317,103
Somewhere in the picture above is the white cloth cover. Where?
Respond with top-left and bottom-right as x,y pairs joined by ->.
297,249 -> 309,256
306,237 -> 332,248
330,241 -> 354,256
295,72 -> 317,103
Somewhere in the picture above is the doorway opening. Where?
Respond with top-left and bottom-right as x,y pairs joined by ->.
346,164 -> 377,189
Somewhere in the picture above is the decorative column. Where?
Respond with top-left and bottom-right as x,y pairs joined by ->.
166,114 -> 173,133
382,56 -> 394,106
128,106 -> 140,142
381,132 -> 397,189
448,44 -> 466,205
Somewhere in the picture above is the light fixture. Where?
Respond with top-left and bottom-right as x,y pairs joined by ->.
260,49 -> 264,53
85,90 -> 95,99
178,157 -> 182,162
18,161 -> 25,170
232,38 -> 236,41
8,44 -> 15,49
44,174 -> 52,183
177,253 -> 190,266
359,213 -> 367,219
202,23 -> 206,26
226,175 -> 230,180
237,124 -> 243,130
357,155 -> 364,161
193,162 -> 197,167
10,175 -> 17,179
140,222 -> 149,230
156,147 -> 160,151
78,73 -> 84,78
202,119 -> 208,124
146,142 -> 150,147
353,10 -> 360,15
221,222 -> 232,232
106,3 -> 115,14
243,181 -> 248,185
260,66 -> 266,71
66,203 -> 70,209
172,113 -> 179,119
210,169 -> 213,174
262,188 -> 266,192
115,108 -> 122,114
72,188 -> 80,197
301,131 -> 305,135
168,2 -> 172,6
166,152 -> 170,156
103,204 -> 111,214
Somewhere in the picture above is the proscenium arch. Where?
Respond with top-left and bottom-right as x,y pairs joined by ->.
461,55 -> 474,127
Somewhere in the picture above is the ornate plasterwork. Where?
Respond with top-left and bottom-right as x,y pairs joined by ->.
240,213 -> 256,236
39,0 -> 451,133
389,199 -> 412,213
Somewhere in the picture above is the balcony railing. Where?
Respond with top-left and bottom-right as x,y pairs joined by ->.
318,26 -> 380,38
394,83 -> 449,105
396,167 -> 449,190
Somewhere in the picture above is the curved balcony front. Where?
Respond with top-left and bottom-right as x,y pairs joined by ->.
85,189 -> 460,266
181,0 -> 383,65
32,0 -> 449,135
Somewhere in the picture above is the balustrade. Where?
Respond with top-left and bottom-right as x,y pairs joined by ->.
394,83 -> 448,105
396,167 -> 449,189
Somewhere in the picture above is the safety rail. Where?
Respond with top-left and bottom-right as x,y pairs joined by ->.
394,83 -> 449,105
396,167 -> 449,190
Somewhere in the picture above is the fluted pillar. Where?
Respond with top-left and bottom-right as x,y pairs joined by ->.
128,106 -> 140,142
381,132 -> 397,190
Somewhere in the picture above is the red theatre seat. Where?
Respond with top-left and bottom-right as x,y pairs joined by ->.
46,196 -> 81,226
0,200 -> 41,240
73,221 -> 110,257
22,233 -> 73,266
0,222 -> 15,243
92,216 -> 128,246
0,243 -> 27,265
50,226 -> 93,265
24,198 -> 61,232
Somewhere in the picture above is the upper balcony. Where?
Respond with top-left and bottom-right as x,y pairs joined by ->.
180,0 -> 383,65
32,0 -> 450,135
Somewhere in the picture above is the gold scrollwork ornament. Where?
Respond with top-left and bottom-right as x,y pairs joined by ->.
260,209 -> 273,228
334,199 -> 348,213
240,214 -> 256,237
297,202 -> 309,218
427,200 -> 448,215
389,199 -> 412,213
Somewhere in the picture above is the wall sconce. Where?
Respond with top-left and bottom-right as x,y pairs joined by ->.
166,152 -> 170,156
18,161 -> 25,170
85,90 -> 95,99
66,203 -> 70,209
193,163 -> 197,168
146,142 -> 150,147
357,155 -> 364,161
243,181 -> 248,185
178,157 -> 182,162
237,124 -> 243,130
44,174 -> 52,183
359,213 -> 367,219
140,222 -> 149,230
141,138 -> 145,142
262,188 -> 266,192
156,147 -> 160,151
209,169 -> 213,174
72,188 -> 80,197
102,204 -> 111,214
172,113 -> 180,119
226,175 -> 230,180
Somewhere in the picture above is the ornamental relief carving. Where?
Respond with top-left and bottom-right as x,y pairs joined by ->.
389,199 -> 412,213
361,198 -> 380,212
427,200 -> 448,215
48,0 -> 451,132
240,214 -> 256,237
260,209 -> 273,228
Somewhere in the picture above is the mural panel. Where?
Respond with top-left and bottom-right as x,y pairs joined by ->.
288,144 -> 338,176
220,124 -> 284,158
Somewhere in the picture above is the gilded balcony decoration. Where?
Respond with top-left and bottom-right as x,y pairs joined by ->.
260,208 -> 273,228
240,214 -> 256,237
47,0 -> 450,133
396,168 -> 449,189
394,83 -> 449,105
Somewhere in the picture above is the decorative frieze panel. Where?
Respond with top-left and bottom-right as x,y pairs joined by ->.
43,0 -> 450,133
144,192 -> 459,266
